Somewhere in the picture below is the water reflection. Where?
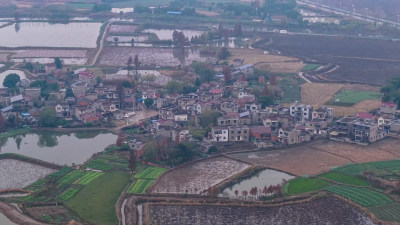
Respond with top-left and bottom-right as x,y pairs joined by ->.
0,130 -> 117,165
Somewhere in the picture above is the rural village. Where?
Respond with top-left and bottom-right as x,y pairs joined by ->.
1,0 -> 400,225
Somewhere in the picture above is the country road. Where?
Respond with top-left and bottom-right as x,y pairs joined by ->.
89,22 -> 112,66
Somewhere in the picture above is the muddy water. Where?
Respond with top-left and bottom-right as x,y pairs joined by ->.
0,130 -> 117,166
0,213 -> 18,225
0,22 -> 102,48
222,169 -> 294,198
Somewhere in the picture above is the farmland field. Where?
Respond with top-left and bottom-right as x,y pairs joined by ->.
66,172 -> 130,225
369,203 -> 400,223
108,24 -> 138,34
127,166 -> 167,194
254,33 -> 400,85
134,167 -> 167,179
151,156 -> 250,194
328,90 -> 381,106
318,172 -> 370,186
0,159 -> 56,190
148,197 -> 376,225
301,64 -> 321,72
324,185 -> 393,207
333,160 -> 400,180
84,153 -> 129,171
284,178 -> 331,195
99,47 -> 216,67
126,179 -> 154,194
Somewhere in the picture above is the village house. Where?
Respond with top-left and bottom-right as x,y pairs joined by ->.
171,126 -> 190,143
278,126 -> 311,145
220,101 -> 239,113
45,63 -> 57,74
380,102 -> 398,115
250,126 -> 271,141
235,64 -> 254,75
217,113 -> 239,126
290,102 -> 313,124
211,126 -> 229,142
228,126 -> 250,142
78,71 -> 96,88
178,97 -> 196,110
55,104 -> 72,118
142,89 -> 160,99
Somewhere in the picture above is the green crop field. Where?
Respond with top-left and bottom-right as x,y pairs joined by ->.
301,64 -> 321,72
66,172 -> 130,225
324,185 -> 393,207
279,78 -> 303,102
334,160 -> 400,180
78,171 -> 104,185
318,172 -> 370,186
84,153 -> 129,172
126,179 -> 154,194
284,178 -> 331,195
57,188 -> 79,201
57,170 -> 87,185
328,90 -> 381,106
134,166 -> 167,179
369,203 -> 400,222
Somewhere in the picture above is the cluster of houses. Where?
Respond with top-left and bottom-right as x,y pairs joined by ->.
1,66 -> 139,125
330,102 -> 400,145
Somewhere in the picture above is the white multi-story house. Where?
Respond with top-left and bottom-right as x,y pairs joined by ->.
290,102 -> 313,124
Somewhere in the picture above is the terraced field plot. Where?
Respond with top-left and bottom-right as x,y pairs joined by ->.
318,172 -> 370,186
126,167 -> 167,194
324,185 -> 393,207
84,153 -> 129,172
284,178 -> 331,195
333,160 -> 400,180
369,203 -> 400,223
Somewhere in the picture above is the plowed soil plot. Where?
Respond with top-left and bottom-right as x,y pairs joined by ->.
148,197 -> 376,225
108,25 -> 137,34
0,159 -> 56,190
150,157 -> 250,194
99,47 -> 215,67
231,139 -> 400,176
254,33 -> 400,85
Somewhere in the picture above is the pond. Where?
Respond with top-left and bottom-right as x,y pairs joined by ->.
0,70 -> 26,88
11,58 -> 87,65
0,22 -> 102,48
222,169 -> 294,198
0,130 -> 118,166
0,213 -> 17,225
142,29 -> 205,41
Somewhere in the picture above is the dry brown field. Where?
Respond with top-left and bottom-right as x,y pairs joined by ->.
227,48 -> 304,74
230,138 -> 400,176
301,83 -> 382,117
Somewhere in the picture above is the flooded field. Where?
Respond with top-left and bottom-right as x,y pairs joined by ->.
0,54 -> 8,62
106,35 -> 148,42
12,49 -> 87,58
11,57 -> 87,65
109,24 -> 137,34
0,70 -> 26,88
0,159 -> 56,190
142,29 -> 205,40
99,47 -> 216,67
0,22 -> 102,48
222,169 -> 294,198
148,197 -> 376,225
0,130 -> 117,165
151,156 -> 250,194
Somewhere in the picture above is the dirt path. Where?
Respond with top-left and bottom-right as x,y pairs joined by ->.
89,22 -> 111,66
0,202 -> 50,225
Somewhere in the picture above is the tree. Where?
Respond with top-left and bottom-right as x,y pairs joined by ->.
198,110 -> 221,127
218,47 -> 231,60
172,30 -> 189,48
114,37 -> 119,45
144,98 -> 154,108
234,190 -> 239,198
130,38 -> 135,47
166,80 -> 183,94
262,185 -> 268,196
0,113 -> 6,130
3,73 -> 20,88
97,76 -> 102,85
127,56 -> 133,75
222,67 -> 232,84
38,107 -> 57,127
54,58 -> 62,69
242,190 -> 248,199
66,87 -> 74,98
258,96 -> 274,108
143,141 -> 159,162
25,62 -> 34,72
234,23 -> 242,37
134,54 -> 140,75
128,150 -> 137,173
122,80 -> 132,88
116,134 -> 125,147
